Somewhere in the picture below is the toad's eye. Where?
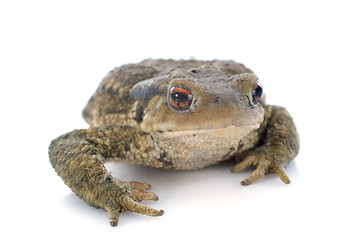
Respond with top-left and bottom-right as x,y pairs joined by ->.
252,81 -> 263,106
169,86 -> 193,110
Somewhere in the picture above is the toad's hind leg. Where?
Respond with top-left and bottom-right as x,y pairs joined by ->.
231,106 -> 299,185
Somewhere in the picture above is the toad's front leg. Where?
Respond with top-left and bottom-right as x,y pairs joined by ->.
49,127 -> 163,226
231,106 -> 300,185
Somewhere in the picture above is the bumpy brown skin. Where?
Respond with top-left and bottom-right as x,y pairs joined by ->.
49,59 -> 299,226
49,127 -> 164,226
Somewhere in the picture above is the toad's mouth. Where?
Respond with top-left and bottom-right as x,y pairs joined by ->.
158,123 -> 260,138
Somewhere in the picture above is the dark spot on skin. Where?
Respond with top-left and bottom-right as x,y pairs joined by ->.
100,176 -> 112,186
124,144 -> 130,151
214,97 -> 220,104
106,87 -> 119,97
158,152 -> 173,166
191,69 -> 197,73
130,85 -> 161,105
160,152 -> 167,159
193,134 -> 196,137
105,107 -> 126,114
100,151 -> 110,159
134,105 -> 144,123
134,142 -> 140,150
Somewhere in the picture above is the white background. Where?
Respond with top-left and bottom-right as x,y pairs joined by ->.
1,0 -> 355,239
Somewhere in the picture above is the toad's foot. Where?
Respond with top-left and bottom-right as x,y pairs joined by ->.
230,146 -> 291,186
106,180 -> 164,226
231,106 -> 299,186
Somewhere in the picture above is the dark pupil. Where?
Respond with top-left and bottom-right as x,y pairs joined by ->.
252,85 -> 263,103
254,86 -> 262,97
171,92 -> 188,103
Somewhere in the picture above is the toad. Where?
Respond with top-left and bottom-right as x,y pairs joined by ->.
49,59 -> 299,226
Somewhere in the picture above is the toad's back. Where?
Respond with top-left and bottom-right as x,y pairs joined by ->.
82,59 -> 253,127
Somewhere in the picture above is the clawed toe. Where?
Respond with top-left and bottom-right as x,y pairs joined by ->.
107,209 -> 120,227
274,166 -> 291,184
231,149 -> 291,185
123,196 -> 164,217
128,181 -> 159,201
231,155 -> 254,173
240,159 -> 269,185
131,189 -> 159,201
105,180 -> 163,227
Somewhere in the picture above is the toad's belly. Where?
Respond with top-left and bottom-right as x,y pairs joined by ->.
147,124 -> 259,170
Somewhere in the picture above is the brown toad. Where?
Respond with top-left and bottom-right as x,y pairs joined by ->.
49,59 -> 299,226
